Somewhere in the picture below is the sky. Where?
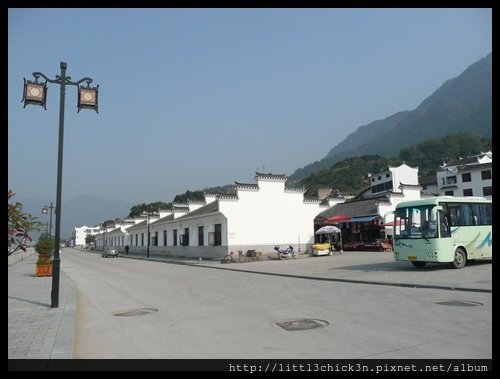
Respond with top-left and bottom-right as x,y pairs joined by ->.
8,8 -> 492,207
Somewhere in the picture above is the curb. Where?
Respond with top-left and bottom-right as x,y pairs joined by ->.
50,282 -> 77,359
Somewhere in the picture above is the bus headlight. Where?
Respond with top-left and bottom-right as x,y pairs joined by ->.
425,251 -> 438,259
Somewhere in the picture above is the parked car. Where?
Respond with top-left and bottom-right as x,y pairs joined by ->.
102,249 -> 118,258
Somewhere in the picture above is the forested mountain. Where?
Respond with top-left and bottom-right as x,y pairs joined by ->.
298,132 -> 491,197
291,52 -> 492,180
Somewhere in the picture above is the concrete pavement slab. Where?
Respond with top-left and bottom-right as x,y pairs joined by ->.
8,252 -> 77,360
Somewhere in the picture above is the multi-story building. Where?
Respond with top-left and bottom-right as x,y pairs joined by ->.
73,225 -> 102,247
436,151 -> 492,199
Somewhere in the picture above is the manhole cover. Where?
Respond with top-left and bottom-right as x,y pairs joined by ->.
434,300 -> 483,307
273,318 -> 329,331
113,308 -> 159,316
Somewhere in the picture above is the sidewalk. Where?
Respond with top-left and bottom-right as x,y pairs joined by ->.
8,253 -> 77,360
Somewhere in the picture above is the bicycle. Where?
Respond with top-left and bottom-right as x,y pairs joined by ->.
221,250 -> 246,263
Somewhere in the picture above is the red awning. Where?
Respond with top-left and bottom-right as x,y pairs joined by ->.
325,215 -> 352,224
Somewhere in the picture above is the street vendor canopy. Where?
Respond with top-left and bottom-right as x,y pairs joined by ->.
326,215 -> 351,223
350,215 -> 379,223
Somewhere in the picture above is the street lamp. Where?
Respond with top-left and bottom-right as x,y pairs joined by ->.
41,202 -> 55,239
141,211 -> 158,258
100,222 -> 107,251
22,62 -> 99,308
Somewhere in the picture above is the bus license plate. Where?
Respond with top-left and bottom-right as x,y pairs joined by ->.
408,256 -> 417,261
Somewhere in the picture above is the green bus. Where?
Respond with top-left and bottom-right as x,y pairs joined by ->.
391,196 -> 492,269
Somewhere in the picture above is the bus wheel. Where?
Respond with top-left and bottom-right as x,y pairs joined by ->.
452,248 -> 467,269
411,261 -> 426,269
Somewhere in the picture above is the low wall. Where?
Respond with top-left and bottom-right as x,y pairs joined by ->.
8,248 -> 36,267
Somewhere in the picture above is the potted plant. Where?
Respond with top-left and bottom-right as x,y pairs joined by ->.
34,239 -> 54,277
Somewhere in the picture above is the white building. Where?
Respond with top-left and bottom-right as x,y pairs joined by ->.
369,162 -> 419,196
121,172 -> 339,259
73,225 -> 101,247
437,151 -> 492,199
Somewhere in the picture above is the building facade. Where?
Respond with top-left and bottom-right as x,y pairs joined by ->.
436,151 -> 492,199
119,172 -> 338,259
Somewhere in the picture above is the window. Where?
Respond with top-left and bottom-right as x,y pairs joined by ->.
198,226 -> 204,246
183,228 -> 189,246
154,231 -> 158,246
471,203 -> 492,225
444,190 -> 454,196
163,230 -> 167,246
371,178 -> 375,182
141,233 -> 144,246
372,181 -> 393,193
461,173 -> 471,182
214,224 -> 222,246
386,173 -> 390,178
446,176 -> 457,185
173,229 -> 177,246
481,170 -> 491,180
483,186 -> 492,197
135,234 -> 138,246
463,188 -> 473,196
377,176 -> 381,180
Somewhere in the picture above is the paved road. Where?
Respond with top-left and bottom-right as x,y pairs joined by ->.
62,248 -> 491,359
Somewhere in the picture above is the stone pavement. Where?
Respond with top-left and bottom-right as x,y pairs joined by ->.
8,252 -> 76,360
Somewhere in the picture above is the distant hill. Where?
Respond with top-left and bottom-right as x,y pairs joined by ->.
291,52 -> 492,180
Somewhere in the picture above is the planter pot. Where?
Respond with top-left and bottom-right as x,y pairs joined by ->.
35,264 -> 53,277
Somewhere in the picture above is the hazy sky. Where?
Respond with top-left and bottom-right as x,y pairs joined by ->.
8,8 -> 492,205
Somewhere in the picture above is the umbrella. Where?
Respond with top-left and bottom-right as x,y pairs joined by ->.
326,215 -> 351,224
316,225 -> 341,234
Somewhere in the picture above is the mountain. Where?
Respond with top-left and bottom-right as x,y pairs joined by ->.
291,53 -> 492,180
18,195 -> 133,241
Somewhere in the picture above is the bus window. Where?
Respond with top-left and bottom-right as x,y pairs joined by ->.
438,210 -> 451,237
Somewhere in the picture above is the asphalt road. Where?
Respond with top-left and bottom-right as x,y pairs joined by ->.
60,248 -> 492,359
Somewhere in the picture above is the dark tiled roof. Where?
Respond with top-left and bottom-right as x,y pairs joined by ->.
419,175 -> 437,186
234,181 -> 259,190
176,200 -> 220,220
126,220 -> 147,231
315,197 -> 386,221
284,186 -> 306,192
187,200 -> 206,205
457,162 -> 492,172
445,152 -> 491,167
172,206 -> 189,212
446,156 -> 480,167
255,172 -> 287,181
156,214 -> 175,223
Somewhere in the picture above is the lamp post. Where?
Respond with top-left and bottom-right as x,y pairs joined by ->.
42,202 -> 55,239
100,222 -> 107,251
22,62 -> 99,308
141,211 -> 158,258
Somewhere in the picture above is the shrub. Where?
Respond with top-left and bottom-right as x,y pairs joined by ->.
35,239 -> 54,265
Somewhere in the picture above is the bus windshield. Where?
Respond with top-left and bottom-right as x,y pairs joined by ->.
394,204 -> 439,239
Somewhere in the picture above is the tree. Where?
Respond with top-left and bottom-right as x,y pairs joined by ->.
8,190 -> 43,255
128,202 -> 171,218
85,234 -> 96,246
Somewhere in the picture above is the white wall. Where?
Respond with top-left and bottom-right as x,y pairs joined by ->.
219,178 -> 321,248
391,164 -> 419,187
